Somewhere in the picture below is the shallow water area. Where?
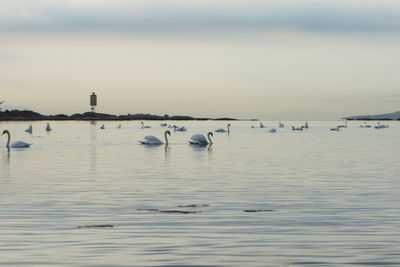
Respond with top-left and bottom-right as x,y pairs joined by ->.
0,120 -> 399,266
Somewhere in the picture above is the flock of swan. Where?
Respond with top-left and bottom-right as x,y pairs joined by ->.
1,120 -> 391,149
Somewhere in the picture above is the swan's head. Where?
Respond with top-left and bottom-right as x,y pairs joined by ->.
166,130 -> 171,136
2,130 -> 8,135
228,123 -> 231,127
140,122 -> 144,125
208,132 -> 213,137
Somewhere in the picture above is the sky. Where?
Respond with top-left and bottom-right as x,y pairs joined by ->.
1,0 -> 400,120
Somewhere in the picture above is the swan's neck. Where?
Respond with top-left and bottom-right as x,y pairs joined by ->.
207,133 -> 213,144
5,132 -> 10,148
227,124 -> 230,133
164,132 -> 169,145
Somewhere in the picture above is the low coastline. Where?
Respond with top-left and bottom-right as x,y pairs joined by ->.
0,109 -> 239,121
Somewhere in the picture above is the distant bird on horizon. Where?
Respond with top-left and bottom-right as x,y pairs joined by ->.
25,124 -> 32,134
215,123 -> 231,133
46,123 -> 52,132
141,122 -> 151,129
292,126 -> 304,131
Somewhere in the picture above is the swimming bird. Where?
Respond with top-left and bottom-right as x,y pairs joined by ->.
330,127 -> 340,131
215,123 -> 231,133
100,124 -> 105,129
2,130 -> 31,148
188,132 -> 213,146
139,130 -> 171,145
304,122 -> 309,129
269,128 -> 277,133
46,123 -> 52,131
141,122 -> 151,129
175,126 -> 187,132
259,122 -> 265,128
25,125 -> 32,134
291,126 -> 304,131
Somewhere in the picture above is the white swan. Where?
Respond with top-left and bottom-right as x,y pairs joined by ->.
139,130 -> 171,145
2,130 -> 31,148
189,132 -> 213,145
46,122 -> 52,131
25,124 -> 32,133
141,122 -> 151,129
215,123 -> 231,133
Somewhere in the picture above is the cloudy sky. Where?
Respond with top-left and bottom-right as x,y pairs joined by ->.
1,0 -> 399,120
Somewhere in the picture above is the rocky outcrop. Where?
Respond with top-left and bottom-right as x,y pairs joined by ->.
0,109 -> 238,121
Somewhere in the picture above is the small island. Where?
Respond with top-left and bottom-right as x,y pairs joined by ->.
343,111 -> 400,121
0,109 -> 238,121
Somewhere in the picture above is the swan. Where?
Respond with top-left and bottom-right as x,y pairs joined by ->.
139,130 -> 171,145
292,126 -> 304,131
304,122 -> 309,129
46,123 -> 52,131
100,124 -> 105,129
375,122 -> 388,129
215,123 -> 231,133
2,130 -> 31,148
25,125 -> 32,133
189,132 -> 213,145
259,122 -> 265,128
175,126 -> 187,132
141,122 -> 151,129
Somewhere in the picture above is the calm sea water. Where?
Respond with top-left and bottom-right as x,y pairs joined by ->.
0,120 -> 399,266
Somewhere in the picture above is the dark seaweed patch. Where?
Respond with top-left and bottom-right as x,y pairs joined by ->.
177,204 -> 209,208
244,209 -> 275,212
159,210 -> 200,214
137,209 -> 159,212
77,224 -> 114,228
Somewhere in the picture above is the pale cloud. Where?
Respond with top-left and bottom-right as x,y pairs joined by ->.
0,0 -> 399,34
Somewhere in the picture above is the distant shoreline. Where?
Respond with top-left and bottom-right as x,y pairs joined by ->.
0,110 -> 241,121
343,110 -> 400,121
